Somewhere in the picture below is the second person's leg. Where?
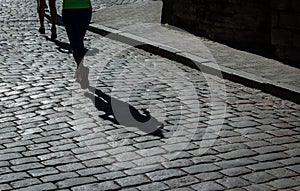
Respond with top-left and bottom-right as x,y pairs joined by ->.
48,0 -> 57,40
37,0 -> 46,34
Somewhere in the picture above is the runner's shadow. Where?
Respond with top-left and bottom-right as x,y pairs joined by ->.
44,13 -> 99,55
44,36 -> 98,56
45,14 -> 64,26
85,86 -> 165,138
44,36 -> 72,54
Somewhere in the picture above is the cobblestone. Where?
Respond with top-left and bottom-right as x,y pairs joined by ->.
0,184 -> 12,191
253,152 -> 289,162
146,169 -> 186,181
0,172 -> 31,184
71,181 -> 120,191
11,163 -> 44,172
124,164 -> 163,175
266,167 -> 298,178
196,171 -> 223,181
28,167 -> 59,177
253,145 -> 287,154
0,153 -> 23,161
242,171 -> 276,183
10,178 -> 42,189
56,163 -> 86,172
41,172 -> 79,182
162,159 -> 193,168
267,178 -> 299,189
244,184 -> 274,191
220,167 -> 251,177
13,183 -> 57,191
248,161 -> 283,171
137,182 -> 168,191
95,171 -> 126,181
216,158 -> 257,169
217,177 -> 250,189
116,175 -> 151,187
56,177 -> 97,189
217,149 -> 257,160
76,167 -> 108,176
164,175 -> 199,188
191,181 -> 224,191
287,164 -> 300,173
183,163 -> 221,174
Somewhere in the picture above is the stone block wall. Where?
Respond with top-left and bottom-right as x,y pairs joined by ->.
271,0 -> 300,63
161,0 -> 300,64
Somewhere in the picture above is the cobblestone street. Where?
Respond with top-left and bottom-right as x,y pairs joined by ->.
0,0 -> 300,190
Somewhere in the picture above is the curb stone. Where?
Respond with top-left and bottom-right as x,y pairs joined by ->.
88,23 -> 300,104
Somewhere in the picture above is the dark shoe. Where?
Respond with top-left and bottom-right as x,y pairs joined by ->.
38,27 -> 45,34
51,26 -> 57,40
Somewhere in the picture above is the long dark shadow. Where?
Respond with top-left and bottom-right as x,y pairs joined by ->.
44,36 -> 72,54
85,86 -> 165,138
44,13 -> 99,55
45,13 -> 64,26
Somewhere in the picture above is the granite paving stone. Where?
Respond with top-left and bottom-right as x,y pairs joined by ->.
13,183 -> 57,191
195,171 -> 224,181
95,171 -> 127,181
146,169 -> 186,181
183,163 -> 221,174
116,175 -> 151,187
217,149 -> 257,160
164,176 -> 199,188
217,177 -> 250,189
267,178 -> 299,189
71,181 -> 120,191
247,161 -> 284,171
191,181 -> 225,191
242,171 -> 276,183
220,167 -> 252,177
137,182 -> 169,191
287,164 -> 300,174
243,184 -> 274,191
56,177 -> 97,189
266,167 -> 298,178
10,178 -> 42,189
124,164 -> 164,175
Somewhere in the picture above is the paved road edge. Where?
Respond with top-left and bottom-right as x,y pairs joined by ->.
88,23 -> 300,104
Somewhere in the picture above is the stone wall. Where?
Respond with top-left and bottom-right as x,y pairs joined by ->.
161,0 -> 300,64
271,0 -> 300,63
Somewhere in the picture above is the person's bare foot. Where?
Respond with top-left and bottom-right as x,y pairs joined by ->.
75,66 -> 89,89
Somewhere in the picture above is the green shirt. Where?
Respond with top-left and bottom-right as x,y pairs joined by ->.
63,0 -> 92,9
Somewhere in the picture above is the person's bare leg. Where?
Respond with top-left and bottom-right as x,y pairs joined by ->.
49,0 -> 57,40
37,0 -> 46,34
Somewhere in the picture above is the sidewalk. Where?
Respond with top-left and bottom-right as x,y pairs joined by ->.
89,0 -> 300,103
